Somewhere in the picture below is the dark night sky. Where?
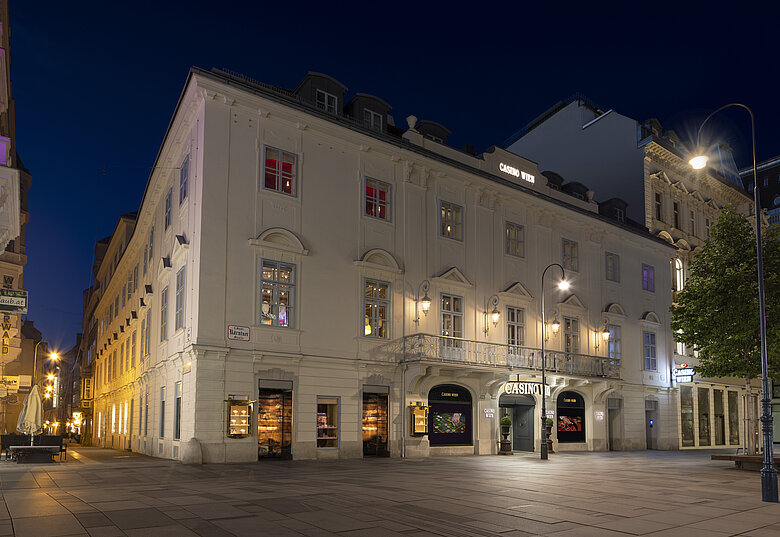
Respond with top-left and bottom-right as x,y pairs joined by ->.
9,1 -> 779,352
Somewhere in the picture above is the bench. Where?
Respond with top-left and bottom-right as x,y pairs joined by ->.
711,454 -> 772,471
8,445 -> 60,463
1,435 -> 66,461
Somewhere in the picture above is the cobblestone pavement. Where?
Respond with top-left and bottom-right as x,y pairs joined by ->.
0,446 -> 779,536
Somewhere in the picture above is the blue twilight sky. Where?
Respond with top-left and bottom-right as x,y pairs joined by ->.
8,1 -> 780,352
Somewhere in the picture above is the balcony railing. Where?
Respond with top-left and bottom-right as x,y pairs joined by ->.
370,334 -> 620,379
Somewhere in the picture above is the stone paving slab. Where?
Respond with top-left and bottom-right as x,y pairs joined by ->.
1,447 -> 780,536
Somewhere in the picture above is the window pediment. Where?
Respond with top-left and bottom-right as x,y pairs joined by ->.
640,311 -> 661,325
432,266 -> 472,288
249,227 -> 308,257
559,294 -> 585,309
353,248 -> 403,274
604,303 -> 626,317
172,234 -> 189,262
499,281 -> 533,302
157,256 -> 172,280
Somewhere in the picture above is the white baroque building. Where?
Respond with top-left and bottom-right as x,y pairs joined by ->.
85,69 -> 680,462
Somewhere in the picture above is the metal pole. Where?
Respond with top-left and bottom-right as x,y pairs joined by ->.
540,263 -> 565,461
696,104 -> 777,502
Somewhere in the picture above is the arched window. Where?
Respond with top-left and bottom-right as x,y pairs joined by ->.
428,384 -> 472,446
674,258 -> 684,292
556,391 -> 585,443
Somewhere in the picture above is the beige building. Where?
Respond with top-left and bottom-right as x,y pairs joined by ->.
84,70 -> 679,463
506,96 -> 757,451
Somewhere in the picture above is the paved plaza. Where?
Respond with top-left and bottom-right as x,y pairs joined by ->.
0,447 -> 779,537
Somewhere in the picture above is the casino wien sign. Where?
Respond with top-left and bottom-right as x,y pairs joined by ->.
503,381 -> 550,397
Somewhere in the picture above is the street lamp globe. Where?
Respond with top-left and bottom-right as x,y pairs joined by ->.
689,155 -> 708,170
558,280 -> 570,291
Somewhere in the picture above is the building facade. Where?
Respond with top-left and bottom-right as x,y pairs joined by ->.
83,70 -> 680,463
740,155 -> 780,228
505,96 -> 758,451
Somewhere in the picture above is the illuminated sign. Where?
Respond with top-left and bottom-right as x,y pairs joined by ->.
503,382 -> 550,397
483,408 -> 496,418
673,366 -> 694,383
499,163 -> 535,184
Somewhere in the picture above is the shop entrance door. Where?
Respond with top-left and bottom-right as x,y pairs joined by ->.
362,393 -> 389,457
645,400 -> 658,450
258,388 -> 292,459
512,404 -> 534,451
607,398 -> 623,451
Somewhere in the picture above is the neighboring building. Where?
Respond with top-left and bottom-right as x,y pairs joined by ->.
506,96 -> 758,451
2,319 -> 46,432
739,155 -> 780,228
54,335 -> 82,432
0,0 -> 31,419
86,69 -> 679,463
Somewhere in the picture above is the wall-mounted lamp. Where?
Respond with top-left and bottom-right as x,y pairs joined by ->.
414,280 -> 431,325
548,311 -> 561,341
594,320 -> 611,352
483,294 -> 500,335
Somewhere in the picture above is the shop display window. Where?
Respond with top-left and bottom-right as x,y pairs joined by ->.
680,386 -> 694,446
227,399 -> 252,438
728,391 -> 740,445
410,404 -> 429,435
556,391 -> 585,443
697,387 -> 710,446
362,392 -> 389,457
713,389 -> 725,445
258,389 -> 292,459
317,397 -> 339,448
427,384 -> 472,446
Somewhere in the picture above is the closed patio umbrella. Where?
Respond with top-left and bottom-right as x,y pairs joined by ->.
16,385 -> 43,445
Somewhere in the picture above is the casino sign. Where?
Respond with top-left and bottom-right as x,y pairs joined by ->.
502,381 -> 550,397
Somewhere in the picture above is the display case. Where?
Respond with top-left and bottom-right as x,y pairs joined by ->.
410,403 -> 428,435
227,399 -> 252,438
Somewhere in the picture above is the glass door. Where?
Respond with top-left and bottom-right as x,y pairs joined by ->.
258,389 -> 292,459
362,393 -> 389,456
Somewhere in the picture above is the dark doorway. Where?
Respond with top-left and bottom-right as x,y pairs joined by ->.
258,388 -> 293,459
362,392 -> 389,457
499,394 -> 535,451
645,399 -> 658,450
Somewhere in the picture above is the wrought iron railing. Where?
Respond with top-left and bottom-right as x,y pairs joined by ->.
369,334 -> 620,379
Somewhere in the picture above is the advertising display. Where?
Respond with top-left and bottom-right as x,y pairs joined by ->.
556,391 -> 586,443
427,384 -> 472,446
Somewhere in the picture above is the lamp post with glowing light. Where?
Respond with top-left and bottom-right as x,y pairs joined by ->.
33,339 -> 58,387
540,263 -> 569,460
689,103 -> 777,503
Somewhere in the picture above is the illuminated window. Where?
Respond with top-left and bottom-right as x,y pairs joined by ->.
111,404 -> 116,433
179,154 -> 189,205
644,331 -> 657,370
97,412 -> 102,438
505,222 -> 524,258
316,397 -> 339,448
315,89 -> 337,114
363,279 -> 390,339
164,188 -> 172,230
260,260 -> 295,328
263,146 -> 296,196
124,401 -> 129,435
675,329 -> 685,356
607,324 -> 621,360
674,258 -> 684,292
642,264 -> 655,292
440,293 -> 463,345
507,306 -> 525,347
364,178 -> 391,221
160,286 -> 169,341
562,239 -> 579,272
440,201 -> 462,240
174,381 -> 182,441
605,252 -> 620,282
175,267 -> 186,331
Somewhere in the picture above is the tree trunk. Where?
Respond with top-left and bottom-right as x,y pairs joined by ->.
745,377 -> 757,455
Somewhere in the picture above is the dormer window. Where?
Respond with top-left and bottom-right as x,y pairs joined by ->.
364,109 -> 383,131
426,134 -> 444,144
316,90 -> 337,114
614,207 -> 625,223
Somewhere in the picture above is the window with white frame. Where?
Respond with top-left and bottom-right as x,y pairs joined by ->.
363,279 -> 390,339
175,267 -> 186,331
174,381 -> 182,441
179,154 -> 189,205
440,293 -> 463,344
507,306 -> 525,347
605,252 -> 620,282
131,330 -> 137,367
644,331 -> 657,370
316,396 -> 339,448
124,400 -> 129,435
164,188 -> 172,230
440,201 -> 462,240
364,109 -> 382,130
145,309 -> 151,355
144,389 -> 149,436
261,260 -> 295,327
160,286 -> 168,341
160,386 -> 166,438
505,222 -> 524,257
315,89 -> 337,114
364,178 -> 391,221
614,207 -> 625,223
642,264 -> 655,292
673,258 -> 684,293
607,324 -> 621,360
562,239 -> 579,271
111,404 -> 116,433
675,329 -> 686,356
263,146 -> 296,196
564,317 -> 579,353
120,340 -> 125,375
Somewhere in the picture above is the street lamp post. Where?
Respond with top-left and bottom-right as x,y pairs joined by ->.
690,103 -> 778,503
540,263 -> 569,461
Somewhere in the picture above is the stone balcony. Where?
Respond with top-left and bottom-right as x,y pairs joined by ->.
371,333 -> 621,380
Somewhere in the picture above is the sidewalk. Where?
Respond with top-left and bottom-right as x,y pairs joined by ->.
1,447 -> 779,536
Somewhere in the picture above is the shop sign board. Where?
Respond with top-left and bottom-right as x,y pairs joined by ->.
483,408 -> 495,419
0,289 -> 28,314
673,364 -> 694,383
594,411 -> 605,421
18,375 -> 31,388
1,375 -> 19,391
503,381 -> 550,397
227,325 -> 250,341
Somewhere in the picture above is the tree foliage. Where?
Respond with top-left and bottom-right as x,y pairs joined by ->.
670,206 -> 780,379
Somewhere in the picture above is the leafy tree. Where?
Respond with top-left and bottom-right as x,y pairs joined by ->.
671,206 -> 780,380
